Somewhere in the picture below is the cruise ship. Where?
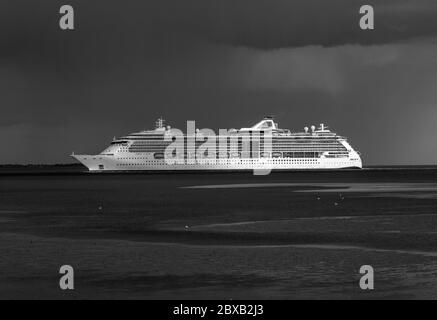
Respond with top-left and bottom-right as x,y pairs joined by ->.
72,117 -> 362,171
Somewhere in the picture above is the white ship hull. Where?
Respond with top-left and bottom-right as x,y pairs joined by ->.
72,154 -> 362,172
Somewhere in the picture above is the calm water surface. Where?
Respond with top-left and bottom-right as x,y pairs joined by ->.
1,167 -> 437,299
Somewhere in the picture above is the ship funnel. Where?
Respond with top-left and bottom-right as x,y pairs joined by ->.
311,125 -> 316,132
304,127 -> 309,133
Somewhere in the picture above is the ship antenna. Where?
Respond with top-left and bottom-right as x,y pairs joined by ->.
155,117 -> 165,129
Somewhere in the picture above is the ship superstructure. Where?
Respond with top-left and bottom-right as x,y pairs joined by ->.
72,117 -> 362,171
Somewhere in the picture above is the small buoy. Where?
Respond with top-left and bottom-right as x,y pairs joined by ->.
98,206 -> 103,211
184,225 -> 190,230
334,202 -> 339,206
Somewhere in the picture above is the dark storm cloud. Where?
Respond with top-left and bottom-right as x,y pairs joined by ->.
3,0 -> 437,59
1,0 -> 437,164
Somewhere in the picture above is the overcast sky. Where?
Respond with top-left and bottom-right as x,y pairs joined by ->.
1,0 -> 437,165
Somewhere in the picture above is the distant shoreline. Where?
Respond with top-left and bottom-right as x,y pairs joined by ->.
0,163 -> 80,168
1,164 -> 437,178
